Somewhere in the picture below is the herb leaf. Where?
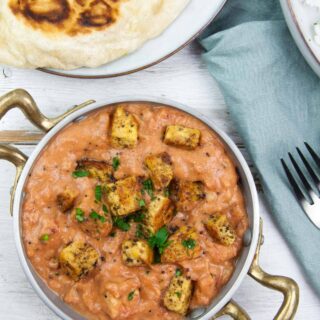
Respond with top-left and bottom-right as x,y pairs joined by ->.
75,208 -> 85,222
182,238 -> 196,250
112,211 -> 145,232
95,185 -> 102,202
40,234 -> 49,242
138,199 -> 146,207
131,211 -> 145,223
135,224 -> 145,239
90,210 -> 106,223
127,290 -> 135,301
102,204 -> 108,215
141,179 -> 154,198
175,268 -> 182,277
154,250 -> 161,263
112,156 -> 120,171
90,210 -> 99,219
113,217 -> 130,231
72,170 -> 89,178
164,187 -> 170,197
148,226 -> 171,254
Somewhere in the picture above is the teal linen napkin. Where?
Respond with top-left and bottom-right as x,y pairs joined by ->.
200,0 -> 320,295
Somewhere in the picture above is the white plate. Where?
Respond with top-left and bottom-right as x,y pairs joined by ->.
280,0 -> 320,77
42,0 -> 227,78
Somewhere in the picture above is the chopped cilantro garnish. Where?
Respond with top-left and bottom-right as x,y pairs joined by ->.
40,234 -> 49,242
175,268 -> 182,277
127,290 -> 135,301
102,204 -> 108,215
138,199 -> 146,207
113,217 -> 130,231
148,226 -> 172,254
182,238 -> 196,250
141,179 -> 154,198
89,210 -> 99,219
135,224 -> 145,239
112,156 -> 120,171
72,170 -> 89,178
132,211 -> 145,222
164,187 -> 170,197
75,208 -> 85,222
95,185 -> 102,202
154,251 -> 161,263
90,210 -> 106,223
112,211 -> 144,232
175,291 -> 182,298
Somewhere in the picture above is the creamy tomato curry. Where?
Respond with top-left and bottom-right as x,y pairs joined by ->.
22,103 -> 249,320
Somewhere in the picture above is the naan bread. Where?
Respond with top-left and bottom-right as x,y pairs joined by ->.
0,0 -> 190,69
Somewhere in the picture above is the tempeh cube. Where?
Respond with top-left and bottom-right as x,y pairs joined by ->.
59,241 -> 99,280
144,152 -> 173,190
170,179 -> 205,211
56,189 -> 77,212
161,226 -> 201,263
76,158 -> 113,183
164,125 -> 201,149
163,274 -> 193,315
105,176 -> 141,216
121,239 -> 154,266
205,213 -> 236,246
73,208 -> 113,240
144,195 -> 174,234
110,107 -> 138,148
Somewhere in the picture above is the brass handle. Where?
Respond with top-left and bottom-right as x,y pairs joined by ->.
211,300 -> 250,319
0,89 -> 95,132
248,220 -> 299,320
213,219 -> 299,320
0,88 -> 96,216
0,144 -> 27,216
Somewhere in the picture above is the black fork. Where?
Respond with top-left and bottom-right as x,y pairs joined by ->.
281,142 -> 320,229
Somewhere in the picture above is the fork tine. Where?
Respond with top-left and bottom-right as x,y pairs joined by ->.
305,142 -> 320,168
288,153 -> 313,191
281,158 -> 306,202
296,147 -> 320,191
288,152 -> 318,204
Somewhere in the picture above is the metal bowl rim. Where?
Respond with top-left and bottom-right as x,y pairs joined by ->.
12,96 -> 260,320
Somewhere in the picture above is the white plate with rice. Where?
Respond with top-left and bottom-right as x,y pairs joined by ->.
280,0 -> 320,77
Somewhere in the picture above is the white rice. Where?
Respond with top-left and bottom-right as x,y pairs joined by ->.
304,0 -> 320,8
314,22 -> 320,45
302,0 -> 320,45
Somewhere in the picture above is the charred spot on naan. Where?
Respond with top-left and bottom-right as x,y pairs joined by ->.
9,0 -> 121,35
24,0 -> 69,23
78,0 -> 117,28
9,0 -> 70,24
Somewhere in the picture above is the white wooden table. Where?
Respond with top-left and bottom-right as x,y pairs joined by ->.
0,42 -> 319,319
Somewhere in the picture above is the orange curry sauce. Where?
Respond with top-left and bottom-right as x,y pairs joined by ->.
22,103 -> 248,320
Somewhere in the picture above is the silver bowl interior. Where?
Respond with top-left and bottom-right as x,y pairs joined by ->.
14,99 -> 259,320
